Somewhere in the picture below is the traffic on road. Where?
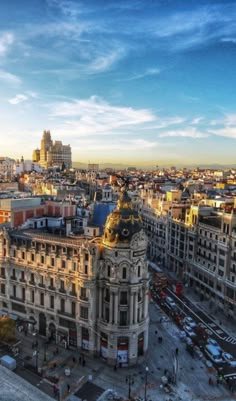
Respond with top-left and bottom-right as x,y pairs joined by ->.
149,263 -> 236,391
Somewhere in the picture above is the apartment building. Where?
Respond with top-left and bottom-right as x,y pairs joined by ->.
141,189 -> 236,320
0,190 -> 149,365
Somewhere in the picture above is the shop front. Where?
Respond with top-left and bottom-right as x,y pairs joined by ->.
117,337 -> 129,364
100,332 -> 108,359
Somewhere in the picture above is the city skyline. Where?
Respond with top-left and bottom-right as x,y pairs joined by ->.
0,0 -> 236,166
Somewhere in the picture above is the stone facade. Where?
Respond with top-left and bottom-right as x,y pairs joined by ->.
0,191 -> 149,365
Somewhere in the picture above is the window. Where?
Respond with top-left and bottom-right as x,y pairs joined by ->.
138,266 -> 141,277
51,258 -> 54,267
21,271 -> 25,282
41,255 -> 44,264
120,311 -> 127,326
22,287 -> 25,301
122,268 -> 127,279
1,283 -> 5,294
50,295 -> 54,309
120,291 -> 128,305
80,306 -> 88,320
30,273 -> 35,284
71,283 -> 76,295
85,253 -> 89,261
81,287 -> 87,300
1,267 -> 5,277
107,265 -> 111,277
72,262 -> 77,271
13,285 -> 16,297
104,288 -> 110,302
60,280 -> 65,292
31,254 -> 35,262
71,301 -> 76,317
61,260 -> 66,269
84,265 -> 88,275
22,251 -> 25,259
40,293 -> 44,306
31,290 -> 34,303
12,268 -> 16,279
60,298 -> 65,312
50,277 -> 54,288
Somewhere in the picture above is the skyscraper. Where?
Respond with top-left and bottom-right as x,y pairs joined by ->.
33,130 -> 72,169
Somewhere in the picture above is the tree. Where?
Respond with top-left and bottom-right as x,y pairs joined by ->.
0,316 -> 16,344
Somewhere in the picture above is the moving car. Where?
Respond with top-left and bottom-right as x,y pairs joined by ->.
183,324 -> 196,338
183,316 -> 197,328
166,296 -> 176,309
205,344 -> 223,364
222,352 -> 236,367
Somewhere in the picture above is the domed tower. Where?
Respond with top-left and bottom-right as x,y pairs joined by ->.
97,190 -> 149,366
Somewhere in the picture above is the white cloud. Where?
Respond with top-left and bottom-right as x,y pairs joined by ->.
50,95 -> 156,135
209,127 -> 236,139
118,67 -> 160,82
159,128 -> 208,138
8,94 -> 28,105
0,70 -> 21,85
191,117 -> 203,125
88,48 -> 125,73
0,32 -> 14,56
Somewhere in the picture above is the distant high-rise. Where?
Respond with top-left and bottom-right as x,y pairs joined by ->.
32,130 -> 72,169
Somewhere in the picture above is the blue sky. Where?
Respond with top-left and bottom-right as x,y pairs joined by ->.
1,0 -> 236,166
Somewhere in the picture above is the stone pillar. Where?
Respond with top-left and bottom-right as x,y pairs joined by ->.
99,287 -> 102,319
144,287 -> 149,318
109,291 -> 113,324
129,292 -> 134,325
134,292 -> 138,324
114,292 -> 118,325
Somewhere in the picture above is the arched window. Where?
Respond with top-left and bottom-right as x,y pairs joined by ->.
122,267 -> 127,279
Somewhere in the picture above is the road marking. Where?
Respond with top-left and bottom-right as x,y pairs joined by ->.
208,323 -> 217,328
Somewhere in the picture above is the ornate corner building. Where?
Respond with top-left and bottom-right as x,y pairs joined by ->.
0,191 -> 149,365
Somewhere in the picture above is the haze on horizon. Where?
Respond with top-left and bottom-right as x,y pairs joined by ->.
0,0 -> 236,166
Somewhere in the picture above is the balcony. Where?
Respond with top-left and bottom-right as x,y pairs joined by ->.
10,295 -> 25,303
38,283 -> 45,288
59,288 -> 66,294
29,280 -> 36,286
80,296 -> 89,302
48,286 -> 56,291
19,279 -> 26,283
10,276 -> 17,281
57,309 -> 76,319
69,291 -> 77,297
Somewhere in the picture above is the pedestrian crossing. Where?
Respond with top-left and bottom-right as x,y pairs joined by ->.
220,335 -> 236,344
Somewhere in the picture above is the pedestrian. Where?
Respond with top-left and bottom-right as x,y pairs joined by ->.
175,348 -> 179,356
209,377 -> 213,385
82,358 -> 86,367
53,385 -> 57,396
67,384 -> 70,393
79,356 -> 82,364
216,377 -> 220,386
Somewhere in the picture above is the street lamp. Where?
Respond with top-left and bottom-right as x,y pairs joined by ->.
126,374 -> 134,399
144,365 -> 149,401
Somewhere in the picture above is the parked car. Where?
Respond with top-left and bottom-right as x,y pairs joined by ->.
207,338 -> 222,352
183,316 -> 197,328
222,352 -> 236,367
183,325 -> 196,338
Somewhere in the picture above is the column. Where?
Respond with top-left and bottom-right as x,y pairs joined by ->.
114,292 -> 118,325
109,291 -> 113,324
134,292 -> 138,324
129,292 -> 134,325
144,287 -> 148,318
99,287 -> 102,319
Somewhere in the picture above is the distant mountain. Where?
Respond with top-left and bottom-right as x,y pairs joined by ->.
72,161 -> 236,170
